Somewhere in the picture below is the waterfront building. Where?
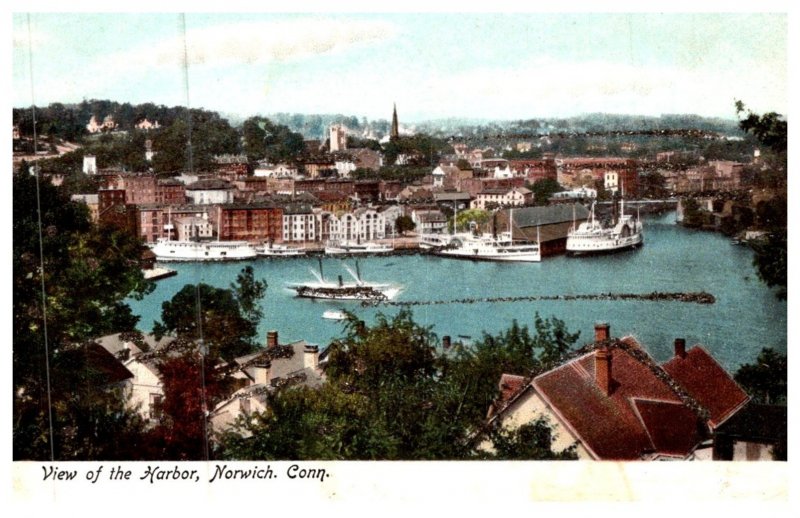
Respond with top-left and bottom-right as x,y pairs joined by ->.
485,323 -> 749,460
282,204 -> 317,242
495,203 -> 590,256
218,202 -> 284,242
411,209 -> 448,234
327,208 -> 386,242
174,216 -> 213,241
135,204 -> 212,243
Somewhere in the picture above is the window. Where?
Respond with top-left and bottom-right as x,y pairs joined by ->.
149,394 -> 164,420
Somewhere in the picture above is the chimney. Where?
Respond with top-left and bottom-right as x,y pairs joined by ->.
594,322 -> 610,343
267,330 -> 278,349
304,344 -> 319,369
595,347 -> 612,396
674,338 -> 687,359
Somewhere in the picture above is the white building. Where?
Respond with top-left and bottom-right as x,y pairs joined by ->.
329,124 -> 347,152
412,209 -> 448,234
283,206 -> 317,242
470,187 -> 533,210
135,118 -> 160,131
185,179 -> 235,205
328,208 -> 386,242
253,162 -> 298,178
174,216 -> 213,241
605,171 -> 619,193
334,157 -> 357,178
83,155 -> 97,175
95,333 -> 176,422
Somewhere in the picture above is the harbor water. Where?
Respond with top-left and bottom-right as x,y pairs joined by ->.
127,211 -> 787,371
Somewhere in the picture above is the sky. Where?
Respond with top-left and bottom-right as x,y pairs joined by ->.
10,10 -> 790,122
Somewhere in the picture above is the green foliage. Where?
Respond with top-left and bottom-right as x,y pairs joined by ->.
734,348 -> 787,405
529,178 -> 562,205
638,171 -> 668,199
242,116 -> 305,162
395,215 -> 416,235
13,171 -> 154,460
750,228 -> 787,300
153,267 -> 267,361
451,208 -> 490,233
383,134 -> 452,166
220,311 -> 580,460
680,197 -> 705,228
484,418 -> 578,460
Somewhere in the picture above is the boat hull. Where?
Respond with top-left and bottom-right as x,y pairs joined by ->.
151,240 -> 257,261
566,235 -> 644,256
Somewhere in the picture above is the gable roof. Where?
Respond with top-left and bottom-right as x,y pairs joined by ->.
532,345 -> 704,460
661,346 -> 749,428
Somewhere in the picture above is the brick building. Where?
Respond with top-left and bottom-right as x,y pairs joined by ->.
558,157 -> 639,196
218,202 -> 284,243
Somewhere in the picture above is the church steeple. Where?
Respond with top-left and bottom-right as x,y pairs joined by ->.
390,102 -> 399,141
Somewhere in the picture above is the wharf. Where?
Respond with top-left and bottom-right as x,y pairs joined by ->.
144,267 -> 177,281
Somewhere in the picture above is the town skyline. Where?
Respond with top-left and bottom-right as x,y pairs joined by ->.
12,11 -> 788,122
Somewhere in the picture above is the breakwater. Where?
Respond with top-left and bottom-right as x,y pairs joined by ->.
367,291 -> 716,308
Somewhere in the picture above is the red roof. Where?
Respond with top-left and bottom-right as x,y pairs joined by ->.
661,346 -> 749,428
498,374 -> 526,404
532,346 -> 704,460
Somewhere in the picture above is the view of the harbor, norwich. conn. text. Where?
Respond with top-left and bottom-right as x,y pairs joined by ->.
11,9 -> 788,508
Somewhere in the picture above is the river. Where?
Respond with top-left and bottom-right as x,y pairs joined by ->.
127,211 -> 786,371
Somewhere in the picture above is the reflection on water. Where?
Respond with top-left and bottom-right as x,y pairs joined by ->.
128,212 -> 786,371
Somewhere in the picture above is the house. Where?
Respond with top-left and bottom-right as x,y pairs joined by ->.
135,118 -> 160,131
411,209 -> 448,234
486,324 -> 750,460
209,330 -> 324,435
254,161 -> 299,178
95,332 -> 177,421
431,165 -> 460,188
470,187 -> 532,210
711,402 -> 787,460
350,148 -> 384,171
327,207 -> 386,242
185,179 -> 235,205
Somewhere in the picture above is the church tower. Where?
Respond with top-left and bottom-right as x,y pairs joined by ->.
390,103 -> 399,141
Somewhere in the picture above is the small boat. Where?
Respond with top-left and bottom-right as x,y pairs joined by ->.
322,310 -> 348,321
288,259 -> 402,301
257,242 -> 307,257
324,240 -> 394,255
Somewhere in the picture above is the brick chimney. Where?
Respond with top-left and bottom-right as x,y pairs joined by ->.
595,347 -> 612,396
594,322 -> 610,343
442,335 -> 451,349
674,338 -> 686,359
266,330 -> 278,349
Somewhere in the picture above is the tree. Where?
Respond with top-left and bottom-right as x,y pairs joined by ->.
219,311 -> 580,460
451,208 -> 490,233
734,348 -> 787,405
13,171 -> 154,460
484,418 -> 578,460
529,178 -> 562,205
395,215 -> 416,235
735,101 -> 787,298
153,267 -> 267,361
